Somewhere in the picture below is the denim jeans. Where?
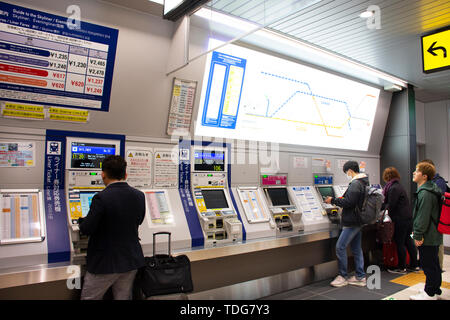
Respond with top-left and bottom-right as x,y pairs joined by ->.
336,226 -> 365,279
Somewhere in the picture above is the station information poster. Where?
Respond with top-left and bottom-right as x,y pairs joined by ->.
0,191 -> 42,242
154,149 -> 178,188
0,141 -> 35,167
126,148 -> 152,188
0,2 -> 119,111
166,78 -> 197,136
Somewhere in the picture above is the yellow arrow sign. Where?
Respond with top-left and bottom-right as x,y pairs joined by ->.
422,28 -> 450,73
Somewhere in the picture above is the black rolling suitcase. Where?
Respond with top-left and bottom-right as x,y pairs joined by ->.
134,232 -> 193,299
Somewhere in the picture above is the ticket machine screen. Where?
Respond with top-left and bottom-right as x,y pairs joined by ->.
317,186 -> 335,199
71,142 -> 116,169
202,189 -> 228,209
79,191 -> 97,217
266,188 -> 290,206
194,150 -> 225,172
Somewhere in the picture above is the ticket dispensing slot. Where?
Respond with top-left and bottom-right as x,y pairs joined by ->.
261,175 -> 303,234
191,147 -> 243,245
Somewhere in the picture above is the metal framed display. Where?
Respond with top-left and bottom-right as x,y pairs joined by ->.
236,187 -> 270,224
0,189 -> 45,245
142,189 -> 176,227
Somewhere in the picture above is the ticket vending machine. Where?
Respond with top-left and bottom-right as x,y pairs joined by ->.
65,137 -> 120,261
261,174 -> 304,235
313,174 -> 340,224
191,146 -> 243,246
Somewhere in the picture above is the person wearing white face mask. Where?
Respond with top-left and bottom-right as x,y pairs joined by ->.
324,160 -> 369,288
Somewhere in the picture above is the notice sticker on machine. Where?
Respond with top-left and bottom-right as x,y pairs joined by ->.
0,141 -> 35,167
126,148 -> 152,188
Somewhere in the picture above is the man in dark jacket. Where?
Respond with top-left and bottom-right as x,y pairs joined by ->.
325,160 -> 368,287
80,155 -> 145,300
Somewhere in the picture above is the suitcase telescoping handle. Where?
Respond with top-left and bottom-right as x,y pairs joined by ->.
153,231 -> 171,256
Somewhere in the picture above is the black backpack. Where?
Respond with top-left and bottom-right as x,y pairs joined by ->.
354,180 -> 385,226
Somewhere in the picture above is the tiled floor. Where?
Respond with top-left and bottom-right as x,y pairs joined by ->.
260,254 -> 450,300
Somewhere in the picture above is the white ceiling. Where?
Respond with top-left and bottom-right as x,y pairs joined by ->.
207,0 -> 450,102
106,0 -> 450,102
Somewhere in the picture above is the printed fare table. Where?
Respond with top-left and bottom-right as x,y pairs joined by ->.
0,2 -> 118,111
0,27 -> 106,108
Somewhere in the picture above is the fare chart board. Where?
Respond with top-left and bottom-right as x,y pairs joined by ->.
0,190 -> 44,244
0,2 -> 118,111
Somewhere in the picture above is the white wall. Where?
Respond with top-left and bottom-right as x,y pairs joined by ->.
1,0 -> 176,138
415,100 -> 426,145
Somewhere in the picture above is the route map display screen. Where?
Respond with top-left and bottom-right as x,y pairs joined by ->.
195,39 -> 381,151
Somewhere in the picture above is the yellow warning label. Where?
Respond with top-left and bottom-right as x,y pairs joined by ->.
422,28 -> 450,73
196,199 -> 207,213
2,109 -> 45,119
49,114 -> 88,122
5,103 -> 43,112
173,85 -> 181,97
128,153 -> 133,157
48,107 -> 89,117
69,201 -> 83,219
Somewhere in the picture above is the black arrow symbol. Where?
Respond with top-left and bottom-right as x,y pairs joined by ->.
428,41 -> 447,58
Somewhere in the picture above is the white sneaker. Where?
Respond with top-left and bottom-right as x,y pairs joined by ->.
348,276 -> 367,287
330,275 -> 348,287
409,290 -> 437,300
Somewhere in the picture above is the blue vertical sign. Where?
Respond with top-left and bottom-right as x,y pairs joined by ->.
178,139 -> 204,247
202,51 -> 246,129
44,131 -> 70,263
44,130 -> 125,263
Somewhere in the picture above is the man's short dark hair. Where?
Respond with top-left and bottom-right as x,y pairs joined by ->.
102,155 -> 127,180
343,160 -> 360,174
